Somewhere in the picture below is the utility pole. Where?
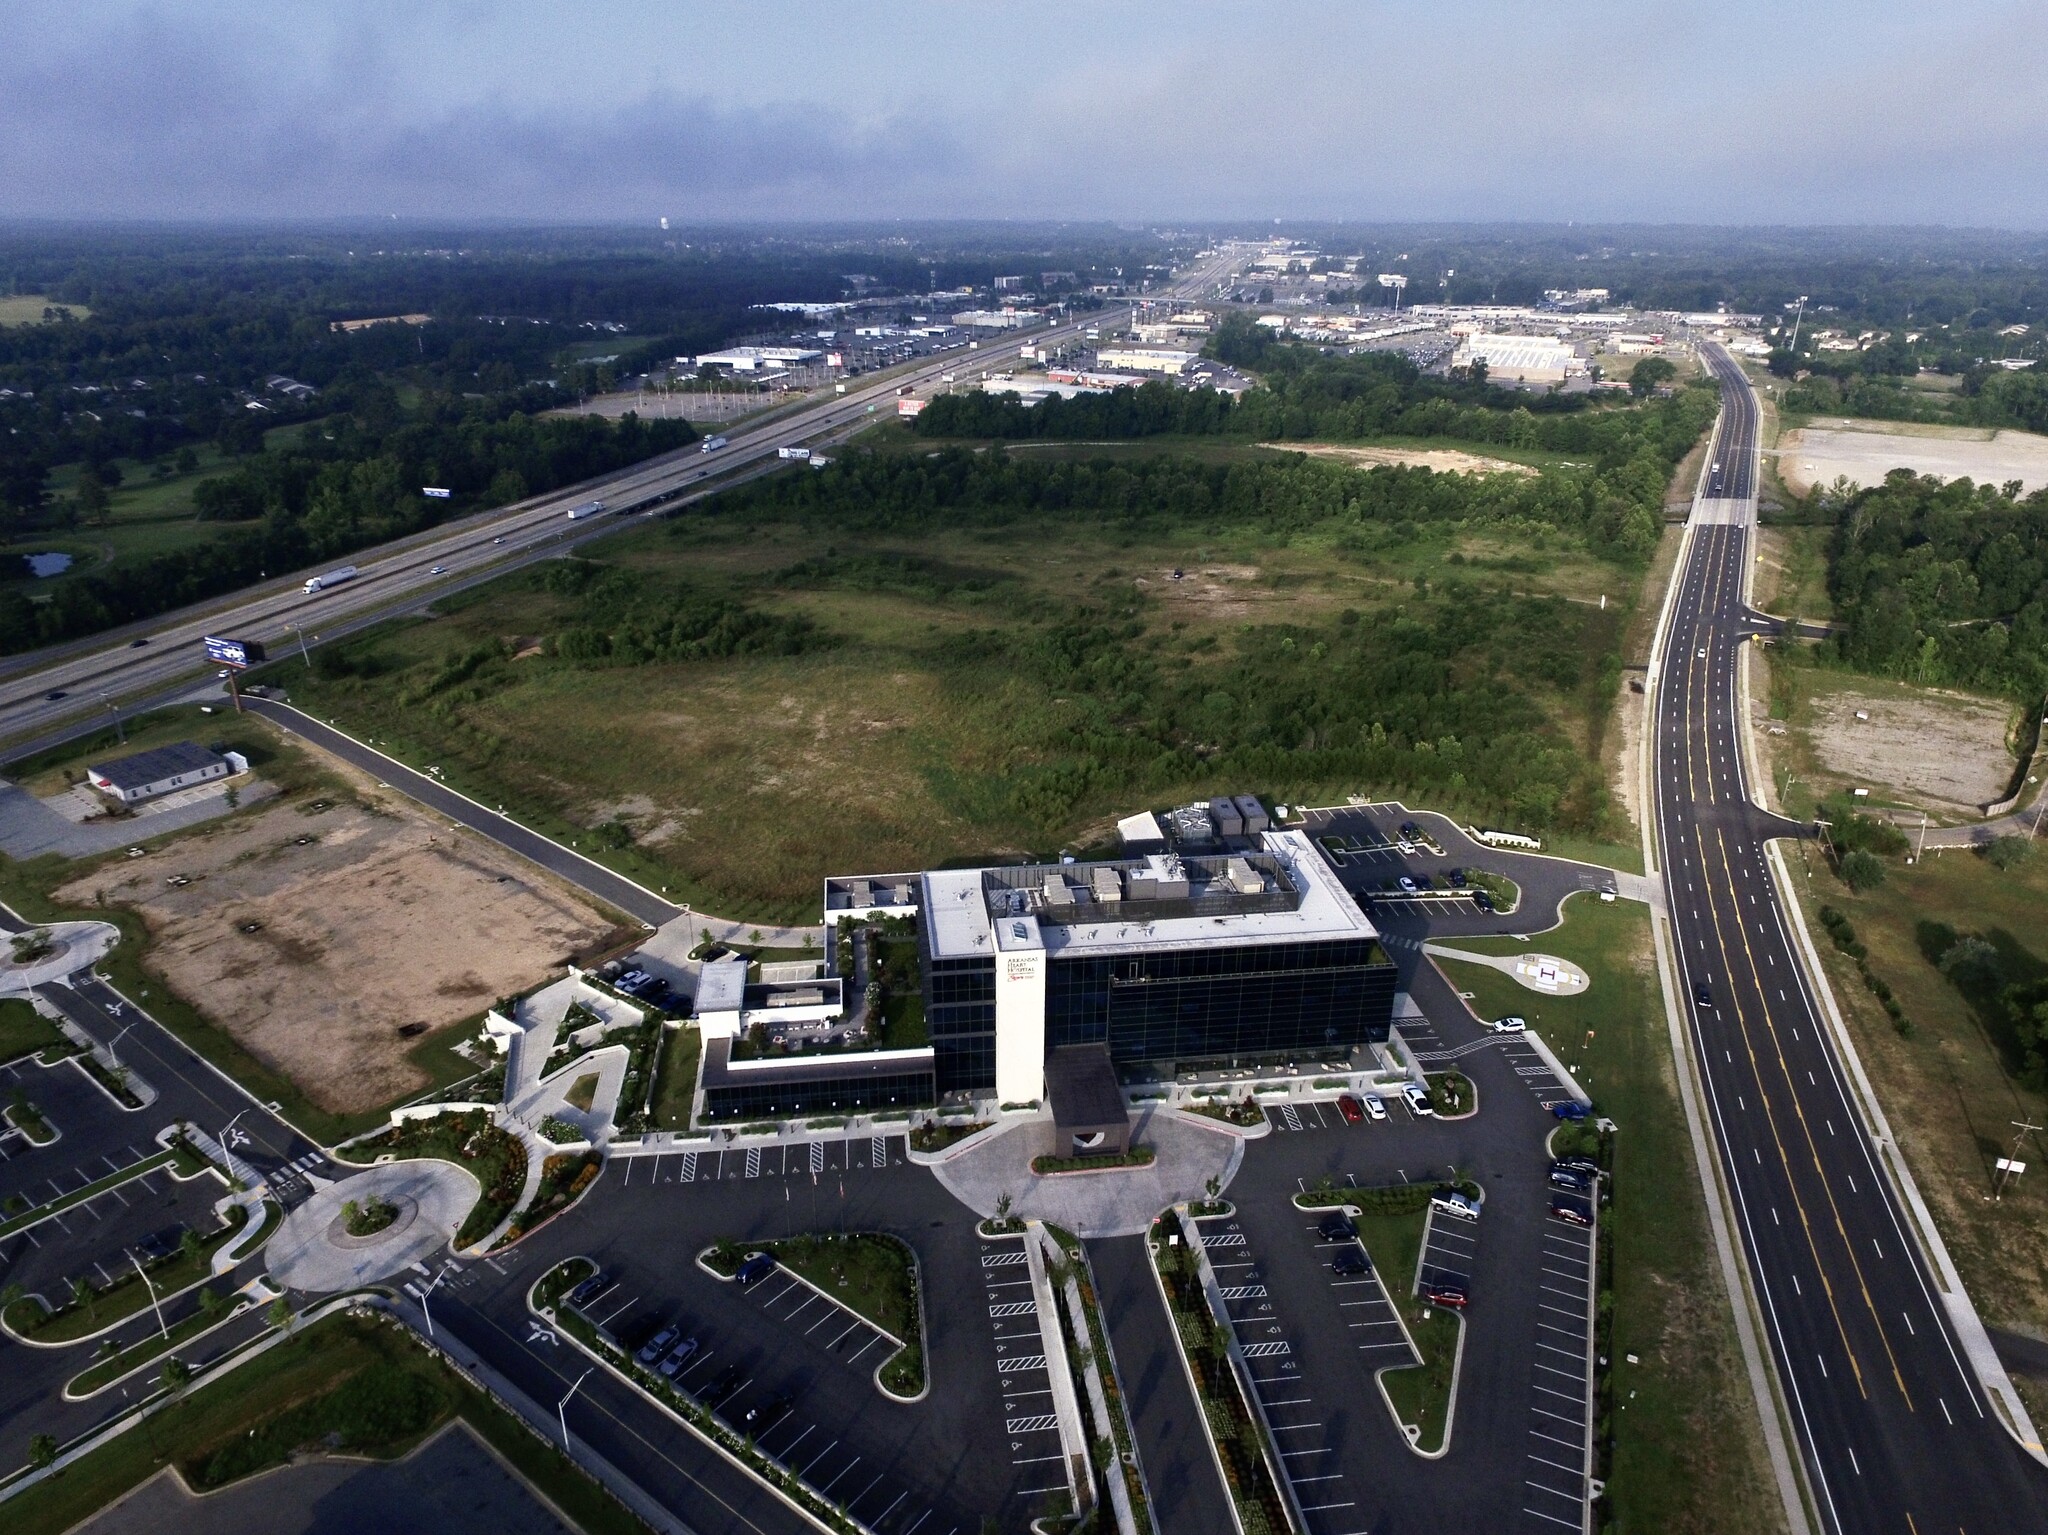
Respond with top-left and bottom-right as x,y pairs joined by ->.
100,693 -> 126,745
1915,812 -> 1928,863
1994,1119 -> 2041,1201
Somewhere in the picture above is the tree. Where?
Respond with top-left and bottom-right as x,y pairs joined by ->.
1629,356 -> 1678,397
70,1275 -> 96,1319
267,1296 -> 294,1334
1204,1174 -> 1222,1204
173,446 -> 200,475
179,1228 -> 204,1266
1985,835 -> 2033,871
995,1190 -> 1014,1223
198,1284 -> 230,1321
159,1356 -> 191,1400
28,1433 -> 57,1470
74,471 -> 111,528
1841,849 -> 1886,891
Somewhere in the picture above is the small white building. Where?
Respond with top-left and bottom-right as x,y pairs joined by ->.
87,742 -> 238,805
1095,348 -> 1197,376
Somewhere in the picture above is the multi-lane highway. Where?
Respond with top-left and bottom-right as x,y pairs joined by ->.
1655,345 -> 2048,1534
0,248 -> 1243,754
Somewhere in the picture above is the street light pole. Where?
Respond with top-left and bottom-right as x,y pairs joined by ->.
218,1110 -> 248,1186
418,1264 -> 447,1338
129,1249 -> 168,1339
558,1367 -> 593,1451
100,693 -> 126,745
106,1022 -> 133,1069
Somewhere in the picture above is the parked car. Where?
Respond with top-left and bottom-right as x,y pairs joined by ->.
1397,875 -> 1419,894
1472,890 -> 1494,913
1490,1015 -> 1526,1034
1548,1167 -> 1594,1194
1401,1083 -> 1433,1117
566,1270 -> 609,1309
1318,1213 -> 1357,1242
1362,1093 -> 1388,1122
1553,1155 -> 1601,1177
1421,1284 -> 1468,1310
1550,1197 -> 1595,1228
735,1253 -> 776,1287
1336,1094 -> 1364,1124
1551,1100 -> 1592,1122
635,1324 -> 680,1365
1400,821 -> 1423,841
1331,1248 -> 1371,1277
135,1226 -> 186,1263
741,1394 -> 791,1433
1445,868 -> 1466,887
1430,1190 -> 1481,1221
658,1337 -> 702,1377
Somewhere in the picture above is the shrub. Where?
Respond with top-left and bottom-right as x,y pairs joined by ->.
1841,850 -> 1886,891
1985,835 -> 2033,872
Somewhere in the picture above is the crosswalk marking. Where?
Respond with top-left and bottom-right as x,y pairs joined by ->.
1241,1341 -> 1292,1359
810,1140 -> 825,1174
870,1136 -> 886,1165
1005,1414 -> 1059,1434
989,1301 -> 1038,1318
745,1147 -> 761,1178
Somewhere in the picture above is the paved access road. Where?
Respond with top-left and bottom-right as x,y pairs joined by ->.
0,248 -> 1245,757
1655,345 -> 2048,1534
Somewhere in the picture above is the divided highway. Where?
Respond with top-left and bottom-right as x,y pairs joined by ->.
0,249 -> 1241,754
1655,345 -> 2048,1533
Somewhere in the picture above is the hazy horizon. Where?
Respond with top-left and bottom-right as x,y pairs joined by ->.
7,1 -> 2048,228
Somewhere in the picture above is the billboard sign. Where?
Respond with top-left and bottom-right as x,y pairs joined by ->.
203,635 -> 267,669
422,486 -> 452,499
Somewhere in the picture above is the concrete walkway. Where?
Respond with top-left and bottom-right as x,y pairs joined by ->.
930,1110 -> 1241,1239
267,1159 -> 479,1292
1423,944 -> 1589,996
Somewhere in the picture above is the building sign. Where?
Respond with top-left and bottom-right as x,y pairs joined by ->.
203,635 -> 266,669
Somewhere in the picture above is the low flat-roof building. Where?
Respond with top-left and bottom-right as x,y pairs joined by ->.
86,742 -> 236,805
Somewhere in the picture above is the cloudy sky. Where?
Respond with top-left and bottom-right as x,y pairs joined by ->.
7,1 -> 2047,226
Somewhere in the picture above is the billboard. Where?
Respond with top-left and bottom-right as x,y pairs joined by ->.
203,635 -> 267,669
422,486 -> 452,499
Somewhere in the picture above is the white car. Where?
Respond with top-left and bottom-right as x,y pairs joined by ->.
430,564 -> 447,574
1401,1083 -> 1433,1117
1362,1094 -> 1388,1122
1397,875 -> 1419,894
1490,1015 -> 1527,1034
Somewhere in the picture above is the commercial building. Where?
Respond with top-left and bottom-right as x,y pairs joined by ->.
691,346 -> 824,372
953,309 -> 1042,330
1450,333 -> 1585,384
87,741 -> 240,805
1094,348 -> 1197,376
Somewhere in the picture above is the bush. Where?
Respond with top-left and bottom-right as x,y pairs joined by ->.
1841,850 -> 1886,891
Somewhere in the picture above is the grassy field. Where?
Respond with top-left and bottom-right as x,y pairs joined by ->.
0,294 -> 90,326
2,1312 -> 645,1535
651,1023 -> 702,1130
261,479 -> 1648,922
1783,837 -> 2048,1358
0,997 -> 63,1063
4,448 -> 246,589
1753,523 -> 1834,622
1434,896 -> 1788,1535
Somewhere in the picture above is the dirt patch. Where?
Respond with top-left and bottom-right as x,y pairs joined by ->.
1803,683 -> 2018,811
1261,441 -> 1538,477
58,794 -> 616,1115
1778,420 -> 2048,497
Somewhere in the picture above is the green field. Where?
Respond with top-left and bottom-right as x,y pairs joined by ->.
260,458 -> 1648,922
1784,835 -> 2048,1381
0,294 -> 91,326
1434,896 -> 1788,1534
4,448 -> 251,590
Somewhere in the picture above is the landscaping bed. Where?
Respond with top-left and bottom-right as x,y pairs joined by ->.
757,1232 -> 926,1397
1044,1225 -> 1150,1531
1031,1145 -> 1155,1175
66,1287 -> 250,1397
1292,1177 -> 1473,1213
907,1118 -> 987,1154
343,1110 -> 526,1248
507,1152 -> 601,1241
1425,1070 -> 1474,1116
1353,1207 -> 1461,1455
1182,1097 -> 1263,1126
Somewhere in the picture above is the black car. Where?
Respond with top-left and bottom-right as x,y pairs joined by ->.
1553,1155 -> 1601,1177
135,1226 -> 186,1263
1548,1167 -> 1594,1194
566,1271 -> 610,1309
1693,979 -> 1714,1009
1331,1247 -> 1371,1277
129,637 -> 150,647
1472,891 -> 1494,913
701,1365 -> 746,1405
1445,868 -> 1466,888
740,1394 -> 791,1433
1317,1213 -> 1356,1242
43,689 -> 66,701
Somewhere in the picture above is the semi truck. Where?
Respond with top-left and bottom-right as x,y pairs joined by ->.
567,500 -> 605,520
699,435 -> 728,454
303,565 -> 359,595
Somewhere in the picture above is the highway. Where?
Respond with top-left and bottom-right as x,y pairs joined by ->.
1654,345 -> 2048,1534
0,248 -> 1243,755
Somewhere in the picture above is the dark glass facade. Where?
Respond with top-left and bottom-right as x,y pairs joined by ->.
702,1063 -> 936,1121
919,931 -> 1395,1094
924,949 -> 997,1094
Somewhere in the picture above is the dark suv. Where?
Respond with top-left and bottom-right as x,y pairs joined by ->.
1317,1213 -> 1356,1242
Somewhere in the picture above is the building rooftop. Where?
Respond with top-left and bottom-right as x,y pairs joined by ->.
924,831 -> 1377,961
87,741 -> 226,793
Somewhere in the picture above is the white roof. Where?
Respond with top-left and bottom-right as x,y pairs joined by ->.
923,831 -> 1378,961
1116,810 -> 1166,843
695,957 -> 748,1013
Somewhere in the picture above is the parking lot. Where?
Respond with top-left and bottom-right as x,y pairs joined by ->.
1394,1010 -> 1575,1112
1517,1209 -> 1596,1533
978,1237 -> 1069,1511
615,1133 -> 906,1187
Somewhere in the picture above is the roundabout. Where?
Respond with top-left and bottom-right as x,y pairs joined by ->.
266,1159 -> 479,1292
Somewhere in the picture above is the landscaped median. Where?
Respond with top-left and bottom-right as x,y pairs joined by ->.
338,1109 -> 526,1249
1149,1209 -> 1290,1535
4,1202 -> 262,1345
1041,1223 -> 1151,1534
1293,1180 -> 1477,1455
533,1255 -> 885,1533
64,1290 -> 253,1399
701,1232 -> 926,1398
1031,1144 -> 1156,1176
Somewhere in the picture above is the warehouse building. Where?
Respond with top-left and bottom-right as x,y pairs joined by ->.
1450,333 -> 1585,384
87,742 -> 240,805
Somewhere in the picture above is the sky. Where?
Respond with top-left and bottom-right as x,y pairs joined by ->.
6,1 -> 2048,227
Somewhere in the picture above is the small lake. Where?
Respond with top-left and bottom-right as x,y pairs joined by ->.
21,552 -> 72,578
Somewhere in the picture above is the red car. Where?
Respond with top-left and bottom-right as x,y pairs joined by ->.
1336,1095 -> 1364,1124
1420,1285 -> 1469,1311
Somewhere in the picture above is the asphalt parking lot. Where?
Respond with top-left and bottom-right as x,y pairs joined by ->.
1517,1208 -> 1596,1533
1391,1009 -> 1575,1111
433,1151 -> 1065,1535
613,1132 -> 906,1188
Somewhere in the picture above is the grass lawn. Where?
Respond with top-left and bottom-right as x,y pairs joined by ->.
3,1312 -> 646,1535
0,997 -> 64,1063
6,448 -> 244,589
1352,1207 -> 1461,1454
760,1231 -> 924,1395
266,490 -> 1646,922
1433,895 -> 1788,1534
1783,837 -> 2048,1349
651,1024 -> 701,1130
0,294 -> 90,326
1754,523 -> 1835,623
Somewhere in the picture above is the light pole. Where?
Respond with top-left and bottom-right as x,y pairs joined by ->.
418,1264 -> 448,1338
218,1110 -> 249,1186
99,693 -> 126,745
106,1022 -> 133,1069
128,1249 -> 169,1339
557,1366 -> 593,1451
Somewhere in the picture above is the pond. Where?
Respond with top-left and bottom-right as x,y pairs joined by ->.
21,552 -> 73,578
